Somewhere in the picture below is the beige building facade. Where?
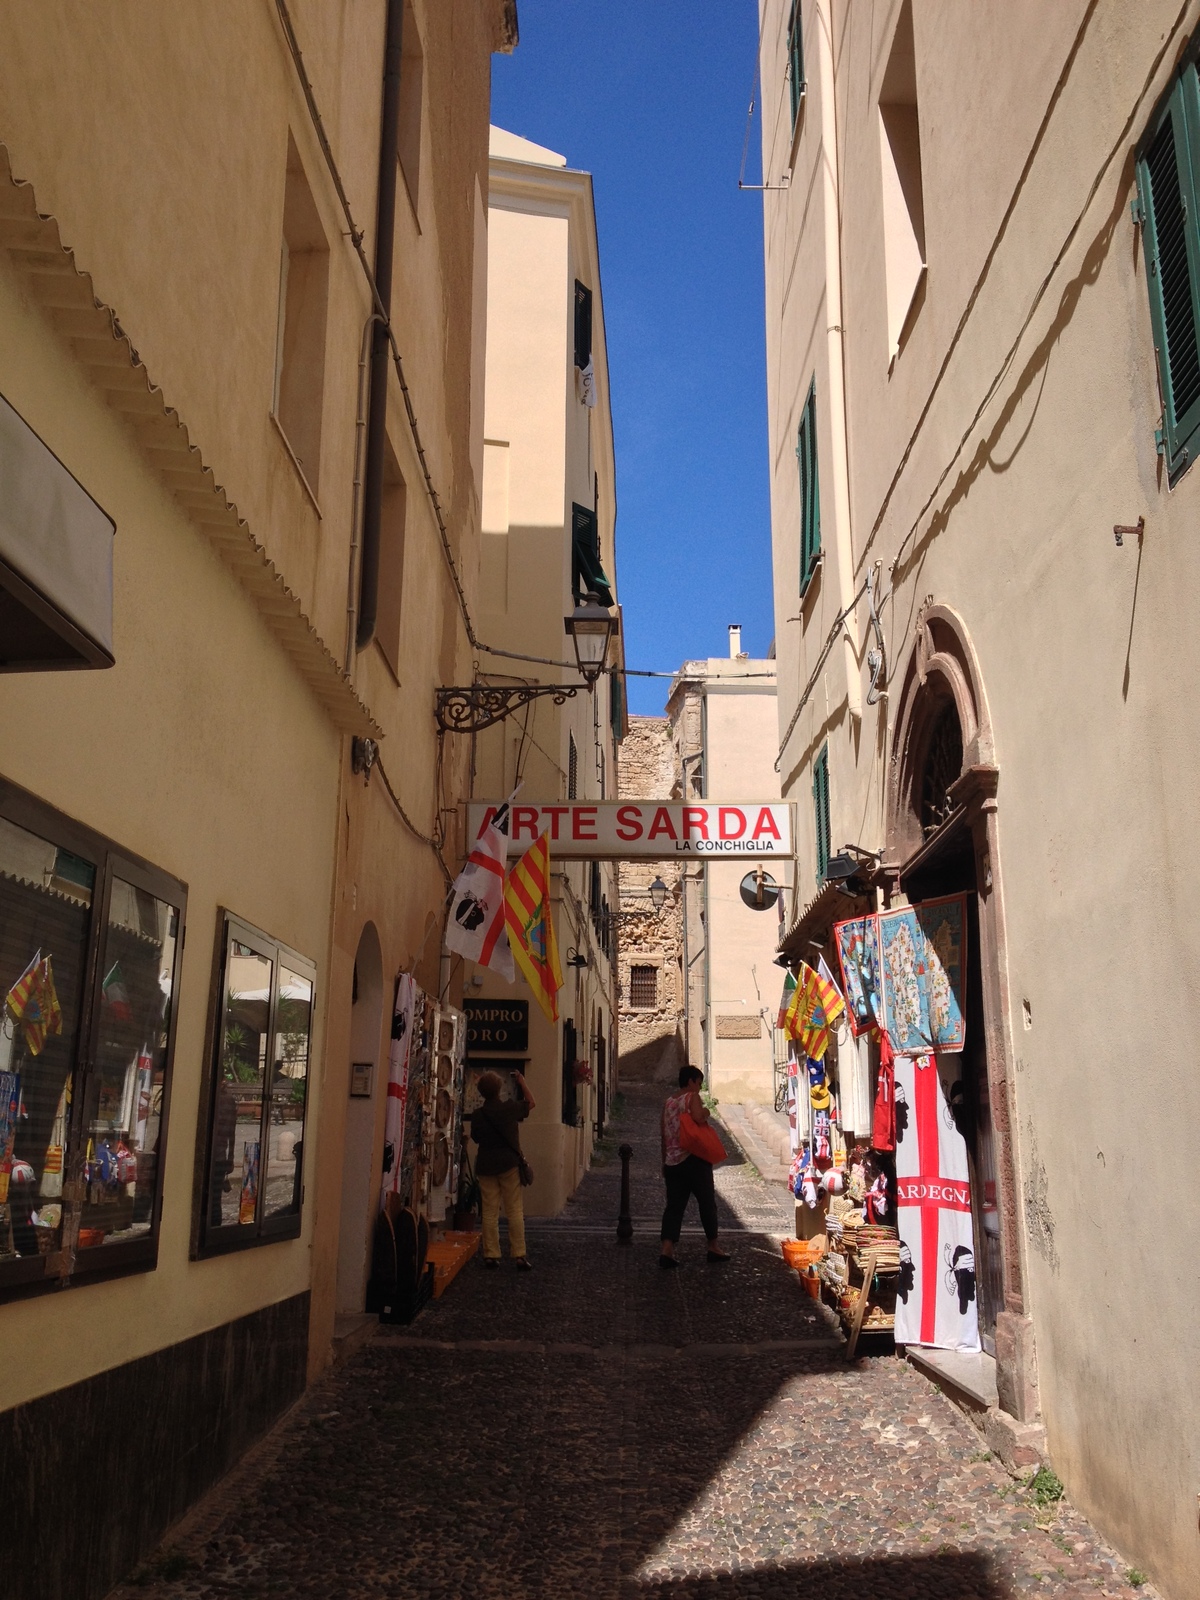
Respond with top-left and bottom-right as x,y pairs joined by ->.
0,5 -> 511,1595
467,126 -> 623,1214
760,2 -> 1200,1593
666,643 -> 784,1104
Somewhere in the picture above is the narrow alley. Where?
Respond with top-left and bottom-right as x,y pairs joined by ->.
111,1090 -> 1146,1600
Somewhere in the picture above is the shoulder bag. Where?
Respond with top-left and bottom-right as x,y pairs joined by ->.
679,1108 -> 727,1166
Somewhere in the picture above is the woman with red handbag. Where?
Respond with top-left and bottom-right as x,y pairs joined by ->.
659,1064 -> 730,1268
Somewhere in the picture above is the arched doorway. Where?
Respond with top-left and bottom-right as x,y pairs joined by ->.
886,605 -> 1036,1421
335,922 -> 384,1315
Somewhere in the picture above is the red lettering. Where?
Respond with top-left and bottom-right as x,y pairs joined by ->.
647,807 -> 678,842
751,806 -> 782,841
718,806 -> 746,840
682,807 -> 709,840
543,805 -> 569,840
572,806 -> 598,841
513,806 -> 539,841
616,805 -> 644,841
478,807 -> 498,837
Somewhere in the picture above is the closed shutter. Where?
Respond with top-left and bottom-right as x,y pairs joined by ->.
797,383 -> 821,594
1137,66 -> 1200,481
562,1018 -> 578,1126
568,733 -> 578,800
571,502 -> 614,606
610,669 -> 624,743
813,744 -> 830,882
788,0 -> 805,128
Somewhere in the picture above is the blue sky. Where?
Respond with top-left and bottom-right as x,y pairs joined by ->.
491,0 -> 773,716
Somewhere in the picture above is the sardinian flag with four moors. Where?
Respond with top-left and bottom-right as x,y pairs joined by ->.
893,1052 -> 980,1352
444,799 -> 515,981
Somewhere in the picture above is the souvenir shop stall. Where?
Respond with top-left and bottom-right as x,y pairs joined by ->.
779,893 -> 980,1359
366,974 -> 475,1322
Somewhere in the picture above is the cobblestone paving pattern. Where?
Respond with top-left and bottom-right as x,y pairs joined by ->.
110,1088 -> 1155,1600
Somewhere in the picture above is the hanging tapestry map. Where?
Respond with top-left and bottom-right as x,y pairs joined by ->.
878,893 -> 967,1054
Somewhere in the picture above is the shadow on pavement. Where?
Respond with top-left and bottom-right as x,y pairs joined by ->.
634,1550 -> 1005,1599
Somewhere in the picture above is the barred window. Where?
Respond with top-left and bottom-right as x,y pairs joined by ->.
629,965 -> 657,1009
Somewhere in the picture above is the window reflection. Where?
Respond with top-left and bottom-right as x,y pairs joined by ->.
77,879 -> 179,1249
263,966 -> 311,1219
0,817 -> 93,1263
209,943 -> 273,1232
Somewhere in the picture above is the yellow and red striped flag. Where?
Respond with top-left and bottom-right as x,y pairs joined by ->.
783,961 -> 842,1060
503,833 -> 563,1023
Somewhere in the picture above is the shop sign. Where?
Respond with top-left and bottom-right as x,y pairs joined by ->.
464,999 -> 529,1054
466,801 -> 793,860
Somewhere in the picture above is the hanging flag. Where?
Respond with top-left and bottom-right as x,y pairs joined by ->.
6,952 -> 63,1057
817,955 -> 847,1028
102,962 -> 133,1024
783,962 -> 838,1059
381,973 -> 419,1208
835,915 -> 883,1036
445,800 -> 515,981
893,1053 -> 979,1353
776,970 -> 797,1030
504,833 -> 563,1023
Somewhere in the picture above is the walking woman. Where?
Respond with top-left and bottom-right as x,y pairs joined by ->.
659,1064 -> 730,1267
469,1069 -> 535,1270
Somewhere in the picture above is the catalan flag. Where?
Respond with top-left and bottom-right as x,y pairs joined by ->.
503,833 -> 563,1023
6,951 -> 63,1057
783,961 -> 842,1060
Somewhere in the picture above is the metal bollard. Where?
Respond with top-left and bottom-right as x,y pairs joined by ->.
617,1143 -> 634,1244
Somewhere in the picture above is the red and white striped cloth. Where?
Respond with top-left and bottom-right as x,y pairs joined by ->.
893,1053 -> 980,1352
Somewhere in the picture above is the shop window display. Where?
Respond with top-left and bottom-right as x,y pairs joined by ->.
198,913 -> 314,1254
0,780 -> 185,1299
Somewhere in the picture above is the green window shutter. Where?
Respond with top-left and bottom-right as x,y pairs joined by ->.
570,503 -> 614,606
788,1 -> 805,129
813,744 -> 830,882
1137,66 -> 1200,481
610,668 -> 624,743
574,280 -> 593,369
797,382 -> 821,595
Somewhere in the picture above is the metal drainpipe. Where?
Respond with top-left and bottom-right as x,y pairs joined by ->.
357,0 -> 403,652
815,0 -> 862,721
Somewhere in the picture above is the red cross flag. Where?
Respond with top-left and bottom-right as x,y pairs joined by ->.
893,1053 -> 980,1352
445,800 -> 515,981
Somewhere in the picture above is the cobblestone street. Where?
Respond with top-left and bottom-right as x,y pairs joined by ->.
111,1089 -> 1152,1600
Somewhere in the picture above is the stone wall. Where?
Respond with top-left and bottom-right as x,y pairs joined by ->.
615,717 -> 685,1083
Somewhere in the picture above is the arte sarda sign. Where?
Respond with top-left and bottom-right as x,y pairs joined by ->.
464,999 -> 529,1055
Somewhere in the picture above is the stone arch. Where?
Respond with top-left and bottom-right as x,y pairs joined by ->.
887,602 -> 994,865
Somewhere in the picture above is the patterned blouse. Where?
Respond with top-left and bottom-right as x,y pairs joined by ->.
662,1089 -> 694,1167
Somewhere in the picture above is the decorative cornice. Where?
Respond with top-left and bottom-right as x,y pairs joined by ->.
0,145 -> 381,740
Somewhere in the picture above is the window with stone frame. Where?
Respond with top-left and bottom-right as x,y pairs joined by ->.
629,965 -> 658,1010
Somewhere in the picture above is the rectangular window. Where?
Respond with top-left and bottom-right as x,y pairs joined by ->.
568,733 -> 578,801
375,439 -> 408,680
813,744 -> 831,883
1136,58 -> 1200,483
610,669 -> 624,744
797,381 -> 821,595
574,281 -> 593,370
561,1018 -> 578,1127
273,134 -> 330,497
0,776 -> 185,1301
198,912 -> 315,1255
629,965 -> 658,1009
787,0 -> 805,129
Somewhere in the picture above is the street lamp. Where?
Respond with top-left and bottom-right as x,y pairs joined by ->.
564,591 -> 619,685
648,874 -> 668,913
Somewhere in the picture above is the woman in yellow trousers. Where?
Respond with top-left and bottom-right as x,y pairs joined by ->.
468,1069 -> 535,1270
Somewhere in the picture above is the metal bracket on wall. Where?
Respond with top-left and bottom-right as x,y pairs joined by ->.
435,682 -> 581,734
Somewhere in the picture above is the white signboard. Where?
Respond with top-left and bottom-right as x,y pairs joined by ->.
466,801 -> 793,860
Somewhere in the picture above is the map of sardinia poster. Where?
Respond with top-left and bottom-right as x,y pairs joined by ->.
878,894 -> 967,1054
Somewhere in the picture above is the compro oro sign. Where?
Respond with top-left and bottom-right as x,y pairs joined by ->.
467,801 -> 794,860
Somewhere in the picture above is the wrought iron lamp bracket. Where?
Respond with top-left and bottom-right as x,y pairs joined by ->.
435,682 -> 582,734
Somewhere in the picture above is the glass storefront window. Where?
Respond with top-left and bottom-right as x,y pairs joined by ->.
199,914 -> 315,1252
0,778 -> 186,1299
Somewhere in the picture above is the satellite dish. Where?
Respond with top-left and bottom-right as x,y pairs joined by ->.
739,869 -> 780,911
